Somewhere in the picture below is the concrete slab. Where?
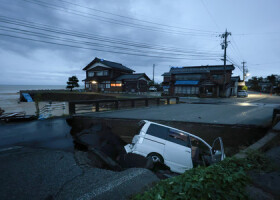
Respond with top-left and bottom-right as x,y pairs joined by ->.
235,131 -> 279,159
250,171 -> 280,197
0,147 -> 159,200
81,103 -> 276,126
0,147 -> 83,200
266,146 -> 280,168
57,168 -> 158,200
272,121 -> 280,132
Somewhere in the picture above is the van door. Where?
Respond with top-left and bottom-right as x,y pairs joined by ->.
211,137 -> 225,162
164,129 -> 193,173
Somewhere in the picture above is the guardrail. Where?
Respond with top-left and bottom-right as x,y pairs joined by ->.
68,96 -> 179,115
39,102 -> 66,119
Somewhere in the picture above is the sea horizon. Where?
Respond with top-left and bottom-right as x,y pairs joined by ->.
0,85 -> 83,94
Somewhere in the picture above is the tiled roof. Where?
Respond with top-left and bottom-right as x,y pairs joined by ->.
162,65 -> 235,76
115,73 -> 151,81
83,57 -> 134,72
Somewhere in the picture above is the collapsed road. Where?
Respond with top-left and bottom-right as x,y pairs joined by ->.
0,118 -> 171,200
0,106 -> 276,200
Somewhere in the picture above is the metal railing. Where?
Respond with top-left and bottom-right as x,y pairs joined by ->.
68,96 -> 179,115
39,102 -> 66,119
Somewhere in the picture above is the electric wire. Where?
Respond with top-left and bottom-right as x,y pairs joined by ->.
20,0 -> 221,37
56,0 -> 220,33
0,16 -> 222,56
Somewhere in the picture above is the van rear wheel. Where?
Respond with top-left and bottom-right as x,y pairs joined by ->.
147,153 -> 164,163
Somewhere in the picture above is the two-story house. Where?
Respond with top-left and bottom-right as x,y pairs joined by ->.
83,57 -> 150,92
162,65 -> 235,97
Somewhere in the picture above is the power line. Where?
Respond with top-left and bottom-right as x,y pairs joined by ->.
0,16 -> 221,56
0,25 -> 221,58
200,0 -> 221,31
19,0 -> 221,37
226,56 -> 243,72
231,36 -> 244,61
0,32 -> 221,61
56,0 -> 220,33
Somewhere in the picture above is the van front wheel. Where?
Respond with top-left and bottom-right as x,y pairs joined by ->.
147,153 -> 164,163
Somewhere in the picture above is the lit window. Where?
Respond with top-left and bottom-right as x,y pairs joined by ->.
111,83 -> 116,87
115,83 -> 122,87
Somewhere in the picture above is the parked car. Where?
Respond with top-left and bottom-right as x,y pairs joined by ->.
124,120 -> 225,174
237,90 -> 248,97
149,86 -> 157,92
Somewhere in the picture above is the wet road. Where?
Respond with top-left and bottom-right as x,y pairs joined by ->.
0,118 -> 73,151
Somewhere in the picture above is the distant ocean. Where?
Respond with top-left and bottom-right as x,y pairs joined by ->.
0,85 -> 81,94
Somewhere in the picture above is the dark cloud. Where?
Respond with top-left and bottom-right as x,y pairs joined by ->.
0,0 -> 280,85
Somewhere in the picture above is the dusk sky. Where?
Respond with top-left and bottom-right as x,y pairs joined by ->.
0,0 -> 279,85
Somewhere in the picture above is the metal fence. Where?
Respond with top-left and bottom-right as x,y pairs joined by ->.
69,97 -> 179,115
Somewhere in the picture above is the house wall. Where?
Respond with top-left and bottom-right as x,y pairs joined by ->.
167,70 -> 233,97
163,76 -> 171,82
123,79 -> 149,92
84,63 -> 133,92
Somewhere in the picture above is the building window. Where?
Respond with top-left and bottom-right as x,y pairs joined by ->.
96,70 -> 109,76
111,81 -> 122,87
213,75 -> 222,80
96,71 -> 103,76
88,72 -> 94,77
103,81 -> 110,88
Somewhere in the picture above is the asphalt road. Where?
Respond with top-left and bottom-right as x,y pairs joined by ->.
82,92 -> 280,126
0,92 -> 278,200
0,147 -> 158,200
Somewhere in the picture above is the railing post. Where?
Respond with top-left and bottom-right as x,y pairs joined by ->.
167,98 -> 170,105
131,100 -> 135,108
69,102 -> 76,115
156,98 -> 160,106
115,100 -> 119,110
96,102 -> 99,112
145,99 -> 148,107
176,97 -> 179,104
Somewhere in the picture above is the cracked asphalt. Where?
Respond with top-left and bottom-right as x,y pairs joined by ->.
0,147 -> 158,200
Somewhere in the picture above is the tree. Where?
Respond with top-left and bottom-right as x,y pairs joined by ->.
66,76 -> 79,91
267,74 -> 276,86
267,74 -> 277,94
248,76 -> 261,91
242,85 -> 248,91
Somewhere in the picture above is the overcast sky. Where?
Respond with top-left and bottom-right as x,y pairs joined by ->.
0,0 -> 279,85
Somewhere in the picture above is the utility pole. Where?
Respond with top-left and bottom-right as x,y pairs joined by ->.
220,29 -> 231,96
242,61 -> 246,81
152,64 -> 155,84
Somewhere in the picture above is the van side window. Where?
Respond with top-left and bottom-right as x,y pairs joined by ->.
146,124 -> 168,140
168,129 -> 191,148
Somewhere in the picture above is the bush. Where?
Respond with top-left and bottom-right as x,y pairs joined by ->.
132,151 -> 271,200
241,86 -> 248,91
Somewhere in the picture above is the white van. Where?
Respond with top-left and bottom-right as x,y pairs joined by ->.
125,120 -> 225,174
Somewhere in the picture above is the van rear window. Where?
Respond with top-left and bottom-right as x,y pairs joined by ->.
146,124 -> 168,140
